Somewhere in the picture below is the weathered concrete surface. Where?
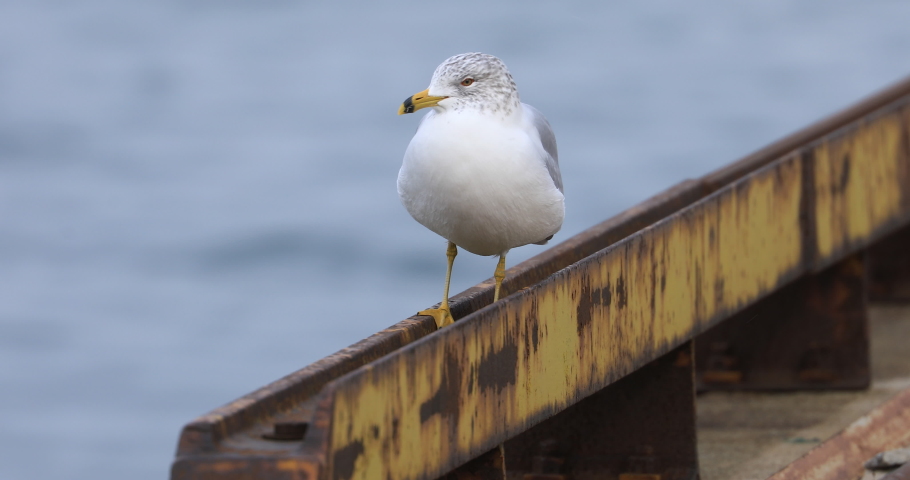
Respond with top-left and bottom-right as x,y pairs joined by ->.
697,304 -> 910,480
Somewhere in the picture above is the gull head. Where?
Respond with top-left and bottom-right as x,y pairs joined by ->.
398,53 -> 521,116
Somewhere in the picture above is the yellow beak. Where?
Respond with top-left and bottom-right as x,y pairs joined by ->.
398,89 -> 448,115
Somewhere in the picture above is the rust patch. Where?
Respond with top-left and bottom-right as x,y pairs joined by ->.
576,277 -> 610,335
419,350 -> 463,424
575,278 -> 600,335
693,262 -> 704,319
836,153 -> 851,193
477,341 -> 519,394
616,274 -> 628,309
799,149 -> 819,269
332,440 -> 364,480
714,278 -> 725,306
649,242 -> 658,318
522,296 -> 541,356
576,278 -> 593,335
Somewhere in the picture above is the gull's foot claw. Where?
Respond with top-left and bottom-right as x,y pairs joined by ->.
419,307 -> 454,329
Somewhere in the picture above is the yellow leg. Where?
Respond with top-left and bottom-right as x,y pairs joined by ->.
419,241 -> 457,329
493,254 -> 506,302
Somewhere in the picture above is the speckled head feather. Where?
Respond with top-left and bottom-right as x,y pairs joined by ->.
427,53 -> 521,115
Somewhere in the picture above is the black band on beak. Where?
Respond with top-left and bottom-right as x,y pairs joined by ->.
401,96 -> 415,114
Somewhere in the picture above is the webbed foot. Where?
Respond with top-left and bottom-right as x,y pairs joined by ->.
419,307 -> 454,329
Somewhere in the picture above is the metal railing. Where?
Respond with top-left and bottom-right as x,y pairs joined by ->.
171,76 -> 910,480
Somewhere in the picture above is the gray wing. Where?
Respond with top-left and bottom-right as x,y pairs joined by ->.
523,103 -> 563,193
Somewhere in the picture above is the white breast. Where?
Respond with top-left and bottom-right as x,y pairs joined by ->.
397,106 -> 564,256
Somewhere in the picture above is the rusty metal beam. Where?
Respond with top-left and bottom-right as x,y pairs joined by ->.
172,76 -> 910,480
766,387 -> 910,480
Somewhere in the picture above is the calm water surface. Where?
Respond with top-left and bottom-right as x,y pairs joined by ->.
1,1 -> 909,479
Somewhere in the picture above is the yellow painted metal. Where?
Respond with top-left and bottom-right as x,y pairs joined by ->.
323,155 -> 808,480
813,108 -> 910,262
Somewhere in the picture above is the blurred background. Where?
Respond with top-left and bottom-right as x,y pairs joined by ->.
1,1 -> 909,479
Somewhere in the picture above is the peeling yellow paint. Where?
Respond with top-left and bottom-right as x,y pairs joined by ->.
814,112 -> 908,259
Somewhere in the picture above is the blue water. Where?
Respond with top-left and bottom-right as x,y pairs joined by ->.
1,1 -> 909,478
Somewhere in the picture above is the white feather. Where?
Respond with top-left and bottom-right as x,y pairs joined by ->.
398,103 -> 564,256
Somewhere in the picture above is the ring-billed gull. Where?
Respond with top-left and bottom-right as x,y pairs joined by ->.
397,52 -> 564,329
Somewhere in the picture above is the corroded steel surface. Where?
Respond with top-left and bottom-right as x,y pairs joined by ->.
810,105 -> 910,268
173,76 -> 910,480
767,388 -> 910,480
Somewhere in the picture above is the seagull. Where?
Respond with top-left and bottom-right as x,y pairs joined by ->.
397,52 -> 564,329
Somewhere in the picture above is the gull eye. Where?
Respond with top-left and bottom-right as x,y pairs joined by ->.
460,78 -> 475,86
